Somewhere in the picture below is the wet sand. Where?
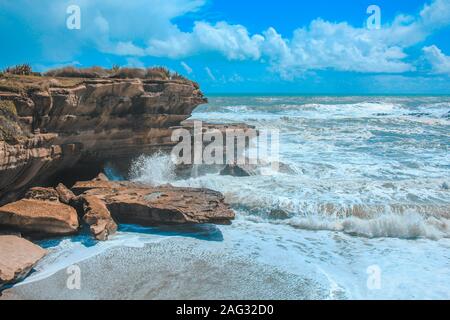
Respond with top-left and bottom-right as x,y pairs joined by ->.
1,233 -> 328,300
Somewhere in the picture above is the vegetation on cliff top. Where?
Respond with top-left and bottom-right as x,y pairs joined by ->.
44,65 -> 190,82
0,65 -> 196,93
3,64 -> 37,76
0,100 -> 24,144
0,74 -> 82,93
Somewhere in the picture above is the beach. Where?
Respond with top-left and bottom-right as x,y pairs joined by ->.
3,95 -> 450,300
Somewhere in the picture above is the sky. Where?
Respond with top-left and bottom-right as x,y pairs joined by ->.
1,0 -> 450,94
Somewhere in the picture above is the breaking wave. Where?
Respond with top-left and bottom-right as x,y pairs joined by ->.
127,95 -> 450,241
129,152 -> 176,186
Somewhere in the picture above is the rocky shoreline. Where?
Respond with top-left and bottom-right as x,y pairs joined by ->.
0,173 -> 235,291
0,71 -> 249,293
0,74 -> 207,204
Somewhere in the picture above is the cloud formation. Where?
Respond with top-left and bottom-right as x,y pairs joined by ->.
205,67 -> 216,81
143,0 -> 450,77
422,45 -> 450,74
1,0 -> 449,79
181,62 -> 193,74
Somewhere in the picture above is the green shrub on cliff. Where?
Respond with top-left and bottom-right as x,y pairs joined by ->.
3,64 -> 34,76
43,65 -> 190,82
45,66 -> 112,78
145,67 -> 171,80
111,68 -> 147,79
112,64 -> 121,73
2,63 -> 41,77
171,72 -> 188,82
0,100 -> 17,117
0,100 -> 23,144
112,67 -> 171,80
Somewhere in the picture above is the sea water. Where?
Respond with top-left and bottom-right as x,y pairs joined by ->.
14,96 -> 450,300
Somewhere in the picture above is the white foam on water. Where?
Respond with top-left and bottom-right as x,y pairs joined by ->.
129,152 -> 176,185
14,96 -> 449,299
17,230 -> 169,286
281,213 -> 450,240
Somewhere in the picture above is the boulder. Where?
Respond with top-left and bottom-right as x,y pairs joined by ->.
55,183 -> 76,205
24,187 -> 60,202
0,235 -> 46,290
72,180 -> 235,225
82,196 -> 117,241
0,199 -> 79,237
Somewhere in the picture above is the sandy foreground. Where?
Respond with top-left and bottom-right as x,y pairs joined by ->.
0,226 -> 328,300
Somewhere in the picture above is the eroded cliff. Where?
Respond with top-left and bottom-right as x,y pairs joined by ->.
0,75 -> 207,204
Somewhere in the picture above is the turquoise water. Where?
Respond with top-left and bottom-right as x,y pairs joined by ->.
138,96 -> 450,298
18,96 -> 450,299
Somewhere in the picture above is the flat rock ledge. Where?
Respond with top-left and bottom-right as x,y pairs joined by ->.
73,180 -> 235,226
0,174 -> 234,241
0,235 -> 46,291
0,198 -> 79,237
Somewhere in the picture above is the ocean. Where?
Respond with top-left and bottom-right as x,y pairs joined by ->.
6,96 -> 450,300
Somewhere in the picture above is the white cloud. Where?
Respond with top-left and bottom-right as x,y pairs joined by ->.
257,0 -> 450,77
125,57 -> 145,68
205,67 -> 216,81
181,61 -> 193,74
190,22 -> 264,60
270,19 -> 414,76
147,21 -> 264,60
2,0 -> 450,78
422,45 -> 450,74
420,0 -> 450,30
142,0 -> 450,77
0,0 -> 206,59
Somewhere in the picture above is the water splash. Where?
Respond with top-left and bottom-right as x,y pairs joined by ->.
129,152 -> 176,186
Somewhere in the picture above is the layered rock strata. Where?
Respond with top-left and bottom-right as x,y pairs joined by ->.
0,77 -> 206,204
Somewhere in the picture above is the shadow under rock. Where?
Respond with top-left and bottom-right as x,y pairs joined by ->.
36,225 -> 98,249
35,223 -> 224,250
118,223 -> 225,242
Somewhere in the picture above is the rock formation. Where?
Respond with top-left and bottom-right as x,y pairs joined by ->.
73,179 -> 235,226
0,71 -> 241,289
81,195 -> 117,241
55,183 -> 76,205
0,187 -> 79,237
0,76 -> 206,204
0,235 -> 46,290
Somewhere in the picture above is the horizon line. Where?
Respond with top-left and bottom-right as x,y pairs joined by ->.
204,92 -> 450,97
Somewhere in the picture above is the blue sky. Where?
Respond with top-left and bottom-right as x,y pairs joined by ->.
1,0 -> 450,94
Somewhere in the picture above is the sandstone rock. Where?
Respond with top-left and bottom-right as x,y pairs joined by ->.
0,199 -> 79,237
72,180 -> 141,196
0,77 -> 207,204
92,173 -> 109,182
0,235 -> 46,290
55,183 -> 76,205
82,196 -> 117,241
25,187 -> 59,202
73,180 -> 235,225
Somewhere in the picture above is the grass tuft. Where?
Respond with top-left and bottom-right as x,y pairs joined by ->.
0,100 -> 23,144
